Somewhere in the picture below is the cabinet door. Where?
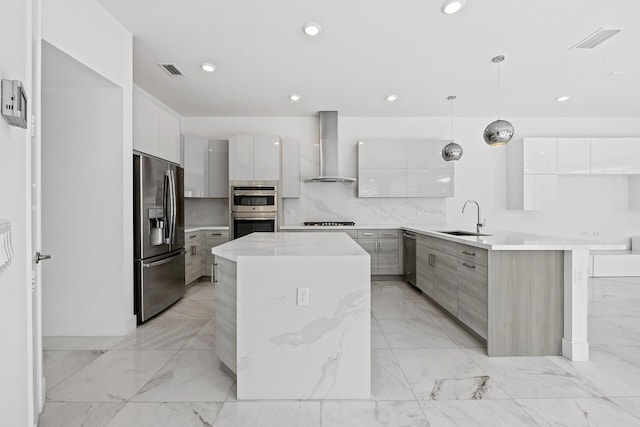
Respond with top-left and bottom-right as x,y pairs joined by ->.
457,260 -> 488,339
406,140 -> 453,169
625,138 -> 640,174
358,140 -> 406,169
406,169 -> 454,197
133,92 -> 159,156
209,139 -> 229,197
523,138 -> 557,174
229,134 -> 255,181
591,138 -> 625,174
557,138 -> 590,174
281,139 -> 300,198
205,231 -> 230,281
416,245 -> 434,297
254,134 -> 281,181
378,237 -> 400,274
432,250 -> 458,315
358,239 -> 378,274
358,169 -> 407,197
183,135 -> 209,197
158,108 -> 181,164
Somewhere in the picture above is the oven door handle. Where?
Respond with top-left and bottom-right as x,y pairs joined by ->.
233,217 -> 277,221
232,191 -> 276,196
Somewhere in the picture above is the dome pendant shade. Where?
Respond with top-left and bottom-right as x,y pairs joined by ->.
484,55 -> 514,146
442,141 -> 463,161
484,119 -> 514,146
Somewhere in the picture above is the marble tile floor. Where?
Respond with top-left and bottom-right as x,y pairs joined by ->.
39,277 -> 640,426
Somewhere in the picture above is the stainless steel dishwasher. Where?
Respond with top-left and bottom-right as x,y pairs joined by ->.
403,231 -> 417,286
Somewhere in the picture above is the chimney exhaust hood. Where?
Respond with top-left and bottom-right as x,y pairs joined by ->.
304,111 -> 356,183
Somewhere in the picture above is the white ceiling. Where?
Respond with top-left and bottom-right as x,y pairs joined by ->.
97,0 -> 640,117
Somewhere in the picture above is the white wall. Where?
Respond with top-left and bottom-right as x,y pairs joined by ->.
0,0 -> 34,424
41,1 -> 134,335
183,116 -> 640,244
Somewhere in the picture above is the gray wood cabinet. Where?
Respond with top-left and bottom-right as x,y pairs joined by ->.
432,249 -> 458,315
457,259 -> 488,339
185,231 -> 204,284
416,243 -> 435,297
357,229 -> 400,275
205,230 -> 230,282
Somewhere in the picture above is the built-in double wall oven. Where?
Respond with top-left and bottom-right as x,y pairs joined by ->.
230,182 -> 278,239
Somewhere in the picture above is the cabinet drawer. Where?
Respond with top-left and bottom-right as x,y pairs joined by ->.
434,238 -> 458,257
185,232 -> 202,242
457,243 -> 488,266
358,229 -> 378,239
379,229 -> 399,238
417,234 -> 435,248
205,230 -> 229,240
457,260 -> 488,339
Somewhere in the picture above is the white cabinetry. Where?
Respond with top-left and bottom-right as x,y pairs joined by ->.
133,90 -> 181,164
625,138 -> 640,174
229,134 -> 280,181
183,137 -> 229,198
557,138 -> 590,174
281,139 -> 300,198
358,139 -> 454,198
591,138 -> 626,174
507,138 -> 557,210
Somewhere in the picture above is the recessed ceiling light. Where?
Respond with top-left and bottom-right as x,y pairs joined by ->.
289,94 -> 301,102
556,96 -> 570,102
441,0 -> 465,14
303,22 -> 322,37
200,63 -> 215,73
386,94 -> 398,102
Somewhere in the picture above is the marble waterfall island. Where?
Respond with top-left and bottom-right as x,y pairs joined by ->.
212,232 -> 371,400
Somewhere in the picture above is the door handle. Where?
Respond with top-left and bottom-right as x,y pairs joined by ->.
35,252 -> 51,264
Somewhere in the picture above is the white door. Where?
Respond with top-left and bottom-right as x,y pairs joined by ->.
31,0 -> 45,421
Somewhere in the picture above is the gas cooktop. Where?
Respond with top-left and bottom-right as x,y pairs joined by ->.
304,221 -> 356,226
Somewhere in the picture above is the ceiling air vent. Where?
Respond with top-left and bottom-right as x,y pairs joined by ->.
157,63 -> 185,76
571,27 -> 624,49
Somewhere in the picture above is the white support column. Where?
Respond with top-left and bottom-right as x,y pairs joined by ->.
562,249 -> 590,361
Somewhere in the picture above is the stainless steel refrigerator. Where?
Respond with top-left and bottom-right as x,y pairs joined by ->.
134,153 -> 185,323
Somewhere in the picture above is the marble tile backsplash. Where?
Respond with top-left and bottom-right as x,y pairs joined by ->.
185,198 -> 229,226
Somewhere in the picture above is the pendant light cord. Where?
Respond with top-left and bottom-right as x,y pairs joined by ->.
497,61 -> 501,120
449,98 -> 454,141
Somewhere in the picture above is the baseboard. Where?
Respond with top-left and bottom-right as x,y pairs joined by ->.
42,314 -> 137,336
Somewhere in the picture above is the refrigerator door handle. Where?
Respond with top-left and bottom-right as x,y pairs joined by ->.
163,171 -> 171,244
142,250 -> 186,268
169,169 -> 177,244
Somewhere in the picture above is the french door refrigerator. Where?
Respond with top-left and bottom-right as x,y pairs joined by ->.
134,153 -> 185,323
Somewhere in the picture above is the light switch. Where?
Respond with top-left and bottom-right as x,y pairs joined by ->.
297,288 -> 309,306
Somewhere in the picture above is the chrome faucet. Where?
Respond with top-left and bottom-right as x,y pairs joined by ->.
462,200 -> 486,234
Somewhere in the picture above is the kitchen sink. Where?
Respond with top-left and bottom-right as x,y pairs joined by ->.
437,230 -> 491,237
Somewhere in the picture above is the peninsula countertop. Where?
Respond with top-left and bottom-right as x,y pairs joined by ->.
280,224 -> 625,252
212,232 -> 368,262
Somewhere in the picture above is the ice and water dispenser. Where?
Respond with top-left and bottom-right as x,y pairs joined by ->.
148,208 -> 165,245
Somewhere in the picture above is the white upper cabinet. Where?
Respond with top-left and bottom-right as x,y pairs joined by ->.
133,90 -> 181,164
590,138 -> 626,174
523,138 -> 557,174
158,109 -> 181,164
358,139 -> 454,198
183,137 -> 229,198
229,134 -> 280,181
281,139 -> 300,198
183,135 -> 209,197
557,138 -> 590,174
254,134 -> 281,181
358,140 -> 406,169
208,139 -> 229,198
624,138 -> 640,174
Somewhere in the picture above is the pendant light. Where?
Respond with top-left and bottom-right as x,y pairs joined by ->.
442,95 -> 463,161
483,55 -> 514,146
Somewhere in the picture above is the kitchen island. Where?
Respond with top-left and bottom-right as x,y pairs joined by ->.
281,224 -> 625,361
212,232 -> 370,400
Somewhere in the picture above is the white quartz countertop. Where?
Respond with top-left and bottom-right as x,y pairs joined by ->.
185,225 -> 229,233
280,223 -> 625,251
212,232 -> 368,262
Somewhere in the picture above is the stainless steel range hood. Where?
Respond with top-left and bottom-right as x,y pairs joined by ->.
304,111 -> 356,183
